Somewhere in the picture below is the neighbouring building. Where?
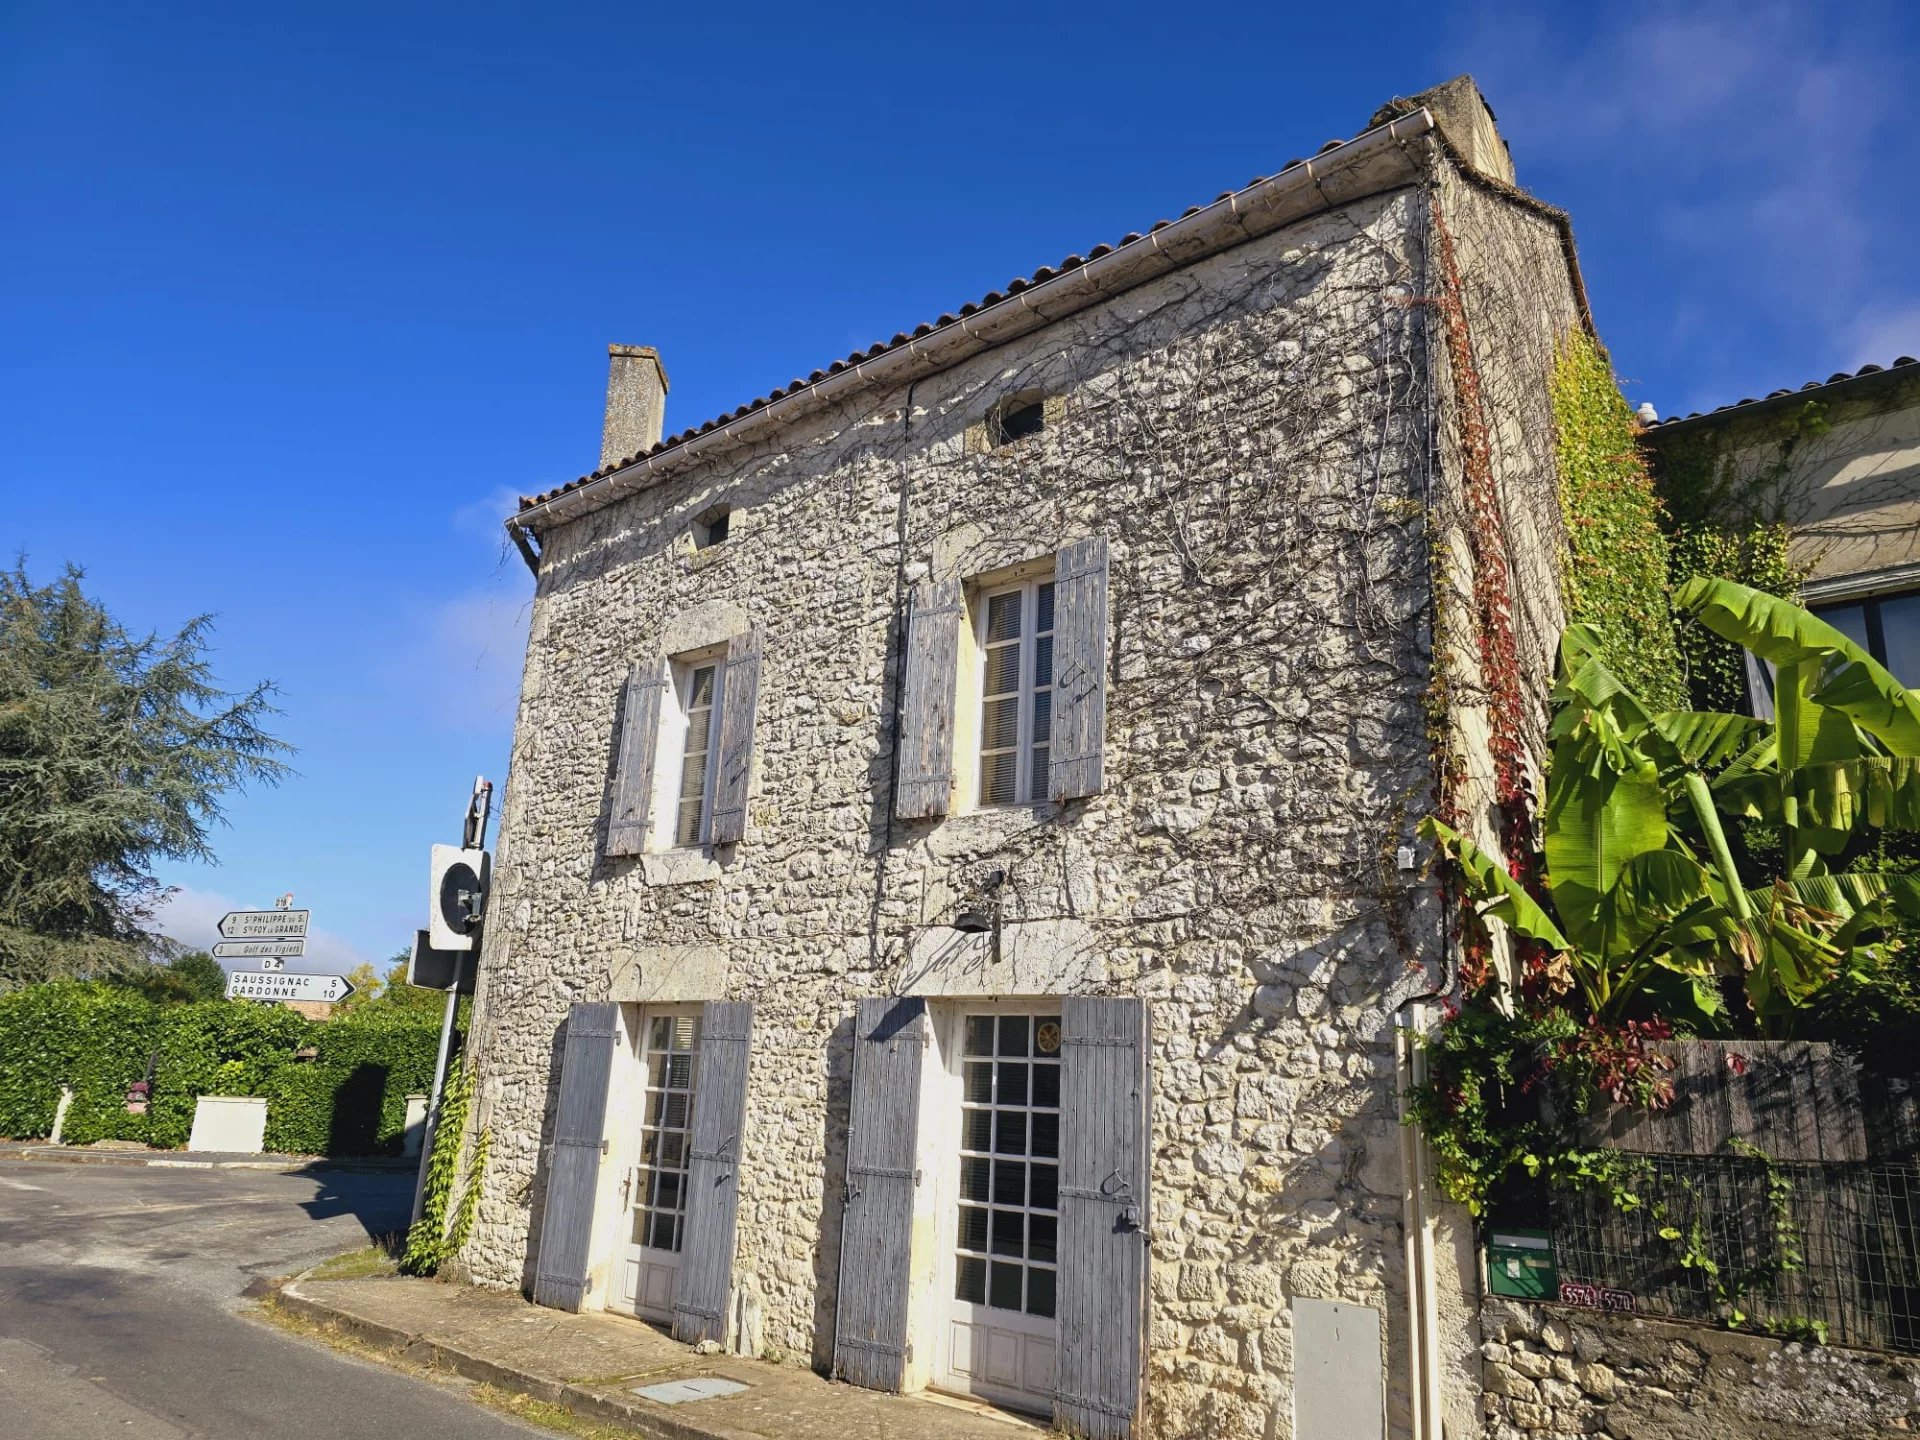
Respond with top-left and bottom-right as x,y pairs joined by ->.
1645,355 -> 1920,692
459,77 -> 1591,1439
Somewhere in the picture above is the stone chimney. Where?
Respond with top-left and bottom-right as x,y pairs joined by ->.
1378,76 -> 1517,187
600,344 -> 670,471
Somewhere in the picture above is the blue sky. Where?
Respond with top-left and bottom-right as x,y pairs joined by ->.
5,1 -> 1917,975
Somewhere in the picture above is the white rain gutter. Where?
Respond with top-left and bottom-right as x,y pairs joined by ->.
508,108 -> 1438,550
1397,1004 -> 1446,1440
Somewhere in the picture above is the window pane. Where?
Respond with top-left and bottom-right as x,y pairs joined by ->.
994,1110 -> 1027,1155
670,1015 -> 696,1047
983,644 -> 1022,698
1028,744 -> 1049,799
1881,594 -> 1920,686
1036,581 -> 1055,633
998,1015 -> 1030,1056
964,1016 -> 996,1056
1032,1064 -> 1060,1108
981,695 -> 1021,749
661,1093 -> 688,1129
989,1261 -> 1024,1311
1817,602 -> 1871,654
980,751 -> 1019,807
1030,1163 -> 1058,1210
964,1061 -> 994,1103
666,1054 -> 694,1089
993,1160 -> 1027,1205
956,1256 -> 987,1303
651,1213 -> 679,1251
1031,688 -> 1052,743
654,1170 -> 681,1211
687,665 -> 716,709
961,1156 -> 991,1202
1030,1111 -> 1059,1158
957,1205 -> 989,1252
963,1108 -> 993,1151
985,591 -> 1023,643
991,1208 -> 1024,1257
679,751 -> 708,799
997,1061 -> 1029,1107
1029,1214 -> 1057,1265
657,1131 -> 685,1168
650,1016 -> 672,1048
1026,1266 -> 1055,1318
1034,634 -> 1053,689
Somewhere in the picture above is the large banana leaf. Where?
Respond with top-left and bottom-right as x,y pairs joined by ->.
1419,818 -> 1568,950
1544,736 -> 1668,951
1675,576 -> 1920,755
1645,710 -> 1766,771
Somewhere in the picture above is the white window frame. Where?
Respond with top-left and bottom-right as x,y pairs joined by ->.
653,646 -> 727,851
972,574 -> 1055,809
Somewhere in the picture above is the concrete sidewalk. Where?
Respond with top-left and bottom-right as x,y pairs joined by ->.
275,1273 -> 1037,1440
0,1140 -> 414,1173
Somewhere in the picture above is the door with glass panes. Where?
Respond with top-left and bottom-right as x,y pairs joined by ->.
617,1008 -> 699,1322
935,1008 -> 1061,1413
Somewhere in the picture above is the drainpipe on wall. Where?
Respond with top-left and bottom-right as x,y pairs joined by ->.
1396,1003 -> 1447,1440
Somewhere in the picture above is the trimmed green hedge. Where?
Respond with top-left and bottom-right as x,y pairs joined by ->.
0,981 -> 444,1155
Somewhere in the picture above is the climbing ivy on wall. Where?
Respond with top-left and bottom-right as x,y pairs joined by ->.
1650,402 -> 1823,711
1549,332 -> 1685,711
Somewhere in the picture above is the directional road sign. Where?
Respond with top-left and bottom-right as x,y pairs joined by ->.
225,970 -> 356,1004
211,938 -> 306,960
219,909 -> 310,940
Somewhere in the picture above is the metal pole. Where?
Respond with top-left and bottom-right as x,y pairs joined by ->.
409,952 -> 467,1226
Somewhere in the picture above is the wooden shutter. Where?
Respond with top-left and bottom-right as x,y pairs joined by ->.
532,1002 -> 621,1312
608,659 -> 669,856
709,627 -> 762,845
1054,996 -> 1149,1438
832,996 -> 927,1391
673,1001 -> 754,1346
1049,536 -> 1110,802
895,578 -> 964,820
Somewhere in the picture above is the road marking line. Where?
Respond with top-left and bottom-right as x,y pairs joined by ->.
0,1176 -> 45,1190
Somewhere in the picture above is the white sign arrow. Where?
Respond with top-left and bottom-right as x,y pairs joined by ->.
219,909 -> 310,939
225,971 -> 355,1004
211,939 -> 306,960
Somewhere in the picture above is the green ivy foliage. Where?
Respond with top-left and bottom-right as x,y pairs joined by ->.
1668,525 -> 1800,712
1550,332 -> 1686,711
0,982 -> 442,1155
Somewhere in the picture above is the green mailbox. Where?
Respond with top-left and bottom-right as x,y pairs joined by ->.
1486,1227 -> 1557,1300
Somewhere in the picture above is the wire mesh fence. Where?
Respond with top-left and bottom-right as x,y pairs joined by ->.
1548,1154 -> 1920,1351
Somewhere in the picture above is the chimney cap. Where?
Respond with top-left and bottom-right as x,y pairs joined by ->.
607,343 -> 669,390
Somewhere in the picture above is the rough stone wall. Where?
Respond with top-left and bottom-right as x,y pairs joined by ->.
462,153 -> 1582,1439
1482,1298 -> 1920,1438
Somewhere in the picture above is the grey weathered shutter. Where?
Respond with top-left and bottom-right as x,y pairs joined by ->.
532,1001 -> 621,1312
895,578 -> 964,820
832,996 -> 926,1391
672,1000 -> 754,1346
608,659 -> 669,856
709,627 -> 762,845
1049,536 -> 1109,802
1054,996 -> 1149,1438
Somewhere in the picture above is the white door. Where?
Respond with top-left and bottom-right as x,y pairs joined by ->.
935,1009 -> 1062,1414
616,1009 -> 700,1322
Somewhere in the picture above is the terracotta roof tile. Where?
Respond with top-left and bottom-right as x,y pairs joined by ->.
519,116 -> 1421,514
1646,357 -> 1920,430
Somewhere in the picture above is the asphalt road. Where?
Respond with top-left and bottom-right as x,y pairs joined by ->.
0,1159 -> 541,1439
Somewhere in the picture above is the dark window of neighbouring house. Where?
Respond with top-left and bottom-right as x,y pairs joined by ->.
1814,590 -> 1920,687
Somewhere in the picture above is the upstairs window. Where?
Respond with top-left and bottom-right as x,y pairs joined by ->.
1814,590 -> 1920,687
977,576 -> 1055,807
669,652 -> 726,847
991,398 -> 1047,447
693,506 -> 732,550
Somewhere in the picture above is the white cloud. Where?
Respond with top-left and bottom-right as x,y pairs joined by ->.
1842,305 -> 1920,370
149,885 -> 372,976
453,485 -> 527,545
1452,0 -> 1910,408
419,584 -> 531,731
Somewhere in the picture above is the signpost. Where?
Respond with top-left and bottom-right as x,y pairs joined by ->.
218,909 -> 310,939
211,938 -> 306,960
225,970 -> 357,1004
410,775 -> 493,1226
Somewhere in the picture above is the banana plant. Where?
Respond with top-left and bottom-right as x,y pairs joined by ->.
1425,581 -> 1920,1036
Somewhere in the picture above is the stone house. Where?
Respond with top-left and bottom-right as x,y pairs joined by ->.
460,76 -> 1590,1439
1644,356 -> 1920,691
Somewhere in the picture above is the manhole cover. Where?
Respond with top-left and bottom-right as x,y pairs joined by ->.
632,1377 -> 750,1404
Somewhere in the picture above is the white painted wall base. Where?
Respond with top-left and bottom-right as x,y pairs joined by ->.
187,1095 -> 268,1153
403,1094 -> 429,1157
